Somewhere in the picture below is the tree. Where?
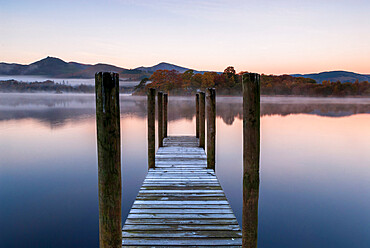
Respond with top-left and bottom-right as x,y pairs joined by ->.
223,66 -> 236,77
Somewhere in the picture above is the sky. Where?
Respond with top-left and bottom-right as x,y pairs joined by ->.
0,0 -> 369,74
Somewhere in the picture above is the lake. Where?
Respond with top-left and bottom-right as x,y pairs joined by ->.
0,94 -> 369,248
0,75 -> 141,87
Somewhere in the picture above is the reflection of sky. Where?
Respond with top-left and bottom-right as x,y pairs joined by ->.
217,114 -> 370,247
0,96 -> 370,247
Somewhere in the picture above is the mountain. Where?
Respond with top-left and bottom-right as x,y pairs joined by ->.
291,71 -> 370,83
135,62 -> 192,73
0,57 -> 88,77
0,57 -> 148,80
0,57 -> 189,79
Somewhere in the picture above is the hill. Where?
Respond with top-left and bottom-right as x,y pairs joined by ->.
0,57 -> 88,77
135,62 -> 192,73
291,71 -> 370,83
0,57 -> 190,80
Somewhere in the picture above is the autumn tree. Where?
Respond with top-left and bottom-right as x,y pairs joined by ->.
148,70 -> 183,92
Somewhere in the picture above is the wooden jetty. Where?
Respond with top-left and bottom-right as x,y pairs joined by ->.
122,136 -> 242,246
95,72 -> 260,248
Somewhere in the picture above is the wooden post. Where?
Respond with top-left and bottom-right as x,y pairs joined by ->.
157,91 -> 164,147
242,73 -> 260,248
148,88 -> 156,169
196,93 -> 199,138
163,93 -> 168,138
199,92 -> 205,149
95,72 -> 121,248
206,88 -> 216,170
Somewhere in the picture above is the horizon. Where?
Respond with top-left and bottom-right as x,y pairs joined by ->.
1,0 -> 369,74
1,56 -> 369,76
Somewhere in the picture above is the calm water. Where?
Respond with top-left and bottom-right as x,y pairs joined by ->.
0,94 -> 369,248
0,75 -> 140,87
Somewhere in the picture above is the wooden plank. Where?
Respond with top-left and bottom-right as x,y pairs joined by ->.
133,200 -> 229,205
124,219 -> 239,225
132,204 -> 231,209
122,230 -> 242,238
122,238 -> 242,246
129,208 -> 233,214
139,190 -> 224,193
123,224 -> 241,231
127,213 -> 237,219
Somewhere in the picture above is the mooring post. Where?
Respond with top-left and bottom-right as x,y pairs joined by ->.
163,93 -> 168,138
206,88 -> 216,170
158,91 -> 164,147
148,88 -> 156,169
242,73 -> 260,248
95,72 -> 121,248
196,93 -> 200,138
199,91 -> 206,149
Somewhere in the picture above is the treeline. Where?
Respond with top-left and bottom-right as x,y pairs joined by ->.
0,80 -> 133,93
134,67 -> 370,96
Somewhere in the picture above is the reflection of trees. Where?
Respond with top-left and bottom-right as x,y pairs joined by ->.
261,103 -> 370,117
0,95 -> 369,128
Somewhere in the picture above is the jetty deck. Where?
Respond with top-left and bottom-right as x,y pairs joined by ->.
122,136 -> 242,247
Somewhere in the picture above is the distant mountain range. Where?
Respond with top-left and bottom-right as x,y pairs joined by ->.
291,71 -> 370,83
0,57 -> 369,83
0,56 -> 201,80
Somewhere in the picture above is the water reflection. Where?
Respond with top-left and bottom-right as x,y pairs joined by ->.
1,94 -> 369,127
1,94 -> 369,248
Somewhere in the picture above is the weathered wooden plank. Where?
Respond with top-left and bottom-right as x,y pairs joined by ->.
122,238 -> 242,246
138,192 -> 224,196
128,213 -> 237,219
122,230 -> 242,238
133,200 -> 229,205
124,219 -> 239,225
156,154 -> 207,158
123,224 -> 241,231
155,161 -> 207,164
123,246 -> 241,248
135,197 -> 227,202
148,169 -> 214,172
129,208 -> 233,214
139,190 -> 223,193
131,204 -> 231,209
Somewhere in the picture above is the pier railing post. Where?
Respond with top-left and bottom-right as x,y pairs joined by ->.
148,88 -> 156,169
206,88 -> 216,170
95,72 -> 121,248
163,93 -> 168,138
199,91 -> 206,149
196,93 -> 200,138
158,91 -> 164,147
242,73 -> 260,248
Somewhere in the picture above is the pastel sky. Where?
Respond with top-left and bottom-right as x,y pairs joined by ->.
1,0 -> 369,74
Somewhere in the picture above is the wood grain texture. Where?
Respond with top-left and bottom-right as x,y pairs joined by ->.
242,73 -> 260,248
148,88 -> 156,169
95,72 -> 122,248
163,93 -> 168,138
206,88 -> 216,170
157,92 -> 164,147
199,92 -> 206,149
122,136 -> 241,247
196,93 -> 200,138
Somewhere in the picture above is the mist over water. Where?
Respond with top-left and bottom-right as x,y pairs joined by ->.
0,76 -> 140,87
0,94 -> 369,248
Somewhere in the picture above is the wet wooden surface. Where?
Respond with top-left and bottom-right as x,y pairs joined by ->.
122,136 -> 242,247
